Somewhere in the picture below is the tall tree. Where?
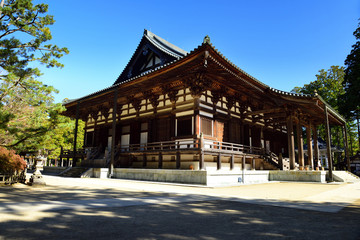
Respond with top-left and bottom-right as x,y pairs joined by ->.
293,66 -> 359,156
0,0 -> 69,154
340,20 -> 360,148
41,115 -> 84,161
0,0 -> 68,84
340,21 -> 360,119
293,65 -> 345,111
0,73 -> 61,150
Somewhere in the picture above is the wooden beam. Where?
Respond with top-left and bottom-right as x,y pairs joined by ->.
262,112 -> 286,119
245,107 -> 284,116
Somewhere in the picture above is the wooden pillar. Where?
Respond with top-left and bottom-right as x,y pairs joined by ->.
260,127 -> 264,149
343,125 -> 350,171
230,154 -> 234,170
324,106 -> 333,181
109,89 -> 118,177
72,101 -> 80,167
242,155 -> 246,170
199,134 -> 204,170
249,127 -> 252,152
60,146 -> 63,167
240,121 -> 244,144
296,121 -> 304,168
176,151 -> 181,169
217,153 -> 221,170
158,152 -> 163,169
286,116 -> 296,170
143,153 -> 147,167
278,153 -> 283,170
92,118 -> 97,147
313,125 -> 319,167
358,118 -> 360,150
306,122 -> 314,169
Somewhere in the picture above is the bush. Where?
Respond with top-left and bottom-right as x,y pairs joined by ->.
0,147 -> 26,175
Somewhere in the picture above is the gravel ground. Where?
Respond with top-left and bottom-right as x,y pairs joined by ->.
0,174 -> 359,240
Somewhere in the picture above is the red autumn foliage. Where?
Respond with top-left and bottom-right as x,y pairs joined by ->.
0,147 -> 26,174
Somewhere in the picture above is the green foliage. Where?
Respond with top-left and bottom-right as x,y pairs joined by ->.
293,66 -> 359,156
340,20 -> 360,120
292,65 -> 345,111
0,0 -> 69,81
42,115 -> 84,160
0,1 -> 78,159
0,73 -> 60,150
0,146 -> 26,174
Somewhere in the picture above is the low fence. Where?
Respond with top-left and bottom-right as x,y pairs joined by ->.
0,171 -> 25,184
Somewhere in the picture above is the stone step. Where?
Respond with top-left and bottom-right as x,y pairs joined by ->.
59,167 -> 89,178
332,171 -> 360,183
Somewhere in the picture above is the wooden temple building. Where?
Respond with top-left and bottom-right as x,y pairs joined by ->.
62,30 -> 350,180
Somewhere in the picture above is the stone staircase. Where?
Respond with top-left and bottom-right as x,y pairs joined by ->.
332,171 -> 360,183
59,167 -> 89,178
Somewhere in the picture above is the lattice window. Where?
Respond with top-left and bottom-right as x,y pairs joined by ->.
201,117 -> 213,136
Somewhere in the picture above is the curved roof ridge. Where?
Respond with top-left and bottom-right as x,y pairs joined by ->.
205,42 -> 269,89
144,29 -> 188,58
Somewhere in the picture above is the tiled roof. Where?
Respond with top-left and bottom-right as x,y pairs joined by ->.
144,30 -> 187,59
113,30 -> 188,85
62,31 -> 347,124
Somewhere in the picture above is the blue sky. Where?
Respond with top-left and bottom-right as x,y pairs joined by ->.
37,0 -> 359,103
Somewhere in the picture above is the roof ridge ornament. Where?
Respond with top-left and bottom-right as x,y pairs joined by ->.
203,35 -> 210,44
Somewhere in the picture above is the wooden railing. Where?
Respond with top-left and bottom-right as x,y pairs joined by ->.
119,138 -> 200,152
119,138 -> 265,156
60,149 -> 87,157
202,140 -> 264,155
61,138 -> 271,165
